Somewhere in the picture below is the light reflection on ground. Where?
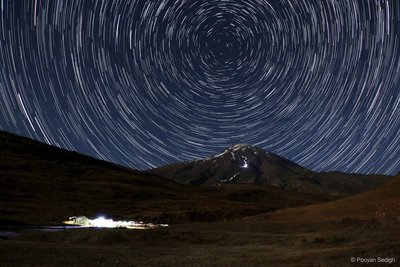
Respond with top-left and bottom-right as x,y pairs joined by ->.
63,216 -> 168,229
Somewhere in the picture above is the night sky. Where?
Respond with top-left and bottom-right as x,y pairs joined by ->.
1,0 -> 399,175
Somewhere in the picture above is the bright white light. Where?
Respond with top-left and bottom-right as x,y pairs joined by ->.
90,216 -> 115,228
63,215 -> 168,229
241,157 -> 248,168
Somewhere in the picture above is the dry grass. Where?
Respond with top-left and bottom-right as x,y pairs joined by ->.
1,221 -> 399,266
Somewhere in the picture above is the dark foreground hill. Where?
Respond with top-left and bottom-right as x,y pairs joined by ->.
151,144 -> 389,194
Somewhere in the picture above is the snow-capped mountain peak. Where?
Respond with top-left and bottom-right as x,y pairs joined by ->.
210,143 -> 265,164
151,144 -> 388,194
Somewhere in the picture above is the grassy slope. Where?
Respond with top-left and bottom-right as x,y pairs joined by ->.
258,173 -> 400,225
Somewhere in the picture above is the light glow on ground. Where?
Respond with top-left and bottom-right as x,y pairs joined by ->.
63,216 -> 168,229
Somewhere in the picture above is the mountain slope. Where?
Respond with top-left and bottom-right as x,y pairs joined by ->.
0,130 -> 184,224
151,144 -> 389,194
259,173 -> 400,225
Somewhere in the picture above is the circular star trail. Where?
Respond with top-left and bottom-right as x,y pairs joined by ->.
1,0 -> 400,175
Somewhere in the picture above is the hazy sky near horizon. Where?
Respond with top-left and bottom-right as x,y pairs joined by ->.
0,0 -> 399,175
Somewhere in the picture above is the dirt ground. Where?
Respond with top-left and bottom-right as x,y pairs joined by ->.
1,218 -> 399,267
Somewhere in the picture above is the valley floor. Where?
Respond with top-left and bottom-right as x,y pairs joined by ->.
1,220 -> 399,266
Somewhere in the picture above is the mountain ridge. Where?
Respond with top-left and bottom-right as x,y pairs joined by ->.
151,144 -> 389,195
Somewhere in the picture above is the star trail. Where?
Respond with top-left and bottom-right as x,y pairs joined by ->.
1,0 -> 400,175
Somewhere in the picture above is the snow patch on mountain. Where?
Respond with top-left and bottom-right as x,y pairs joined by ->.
218,172 -> 240,185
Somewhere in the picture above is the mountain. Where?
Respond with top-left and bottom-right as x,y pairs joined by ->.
0,131 -> 335,225
152,144 -> 317,187
151,144 -> 389,194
